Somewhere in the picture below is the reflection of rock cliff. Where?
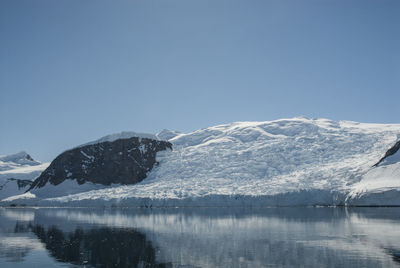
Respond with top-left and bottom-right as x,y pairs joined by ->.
29,136 -> 172,190
0,222 -> 39,263
31,224 -> 170,267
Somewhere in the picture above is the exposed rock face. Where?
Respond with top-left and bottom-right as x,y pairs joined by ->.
373,140 -> 400,166
29,137 -> 172,190
0,178 -> 34,201
12,178 -> 32,190
0,178 -> 33,191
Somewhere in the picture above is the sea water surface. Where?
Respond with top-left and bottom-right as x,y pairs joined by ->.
0,207 -> 399,267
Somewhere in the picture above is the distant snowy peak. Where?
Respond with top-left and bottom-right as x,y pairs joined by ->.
0,151 -> 39,164
77,131 -> 160,148
156,129 -> 182,141
0,151 -> 41,171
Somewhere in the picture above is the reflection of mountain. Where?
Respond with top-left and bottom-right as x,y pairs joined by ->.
35,207 -> 400,268
0,231 -> 43,263
385,248 -> 400,265
2,208 -> 400,267
0,237 -> 32,262
31,224 -> 170,268
0,209 -> 43,264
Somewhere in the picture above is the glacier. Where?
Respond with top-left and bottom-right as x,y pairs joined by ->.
2,117 -> 400,207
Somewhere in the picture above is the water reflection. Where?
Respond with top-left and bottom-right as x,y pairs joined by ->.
0,207 -> 400,267
31,224 -> 169,267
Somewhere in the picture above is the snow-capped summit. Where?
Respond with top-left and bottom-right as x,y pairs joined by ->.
156,129 -> 182,141
0,151 -> 41,171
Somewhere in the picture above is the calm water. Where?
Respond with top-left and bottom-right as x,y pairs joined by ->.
0,207 -> 400,267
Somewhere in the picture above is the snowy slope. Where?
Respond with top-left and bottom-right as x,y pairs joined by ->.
5,117 -> 400,207
346,141 -> 400,206
156,129 -> 182,141
0,152 -> 49,200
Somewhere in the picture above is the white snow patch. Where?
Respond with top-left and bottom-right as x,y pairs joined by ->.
139,144 -> 147,154
30,179 -> 119,199
156,129 -> 182,141
80,150 -> 95,161
77,131 -> 159,148
0,163 -> 49,177
2,191 -> 36,202
346,161 -> 400,206
1,179 -> 120,204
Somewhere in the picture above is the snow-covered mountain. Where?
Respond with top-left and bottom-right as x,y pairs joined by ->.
0,151 -> 41,171
2,117 -> 400,206
0,152 -> 49,200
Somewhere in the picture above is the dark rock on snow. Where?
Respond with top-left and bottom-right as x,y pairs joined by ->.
0,178 -> 33,190
29,137 -> 172,190
14,178 -> 33,189
373,140 -> 400,167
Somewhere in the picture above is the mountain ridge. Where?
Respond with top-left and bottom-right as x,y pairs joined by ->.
2,117 -> 400,207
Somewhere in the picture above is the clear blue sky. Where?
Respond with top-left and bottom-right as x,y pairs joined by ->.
1,0 -> 399,162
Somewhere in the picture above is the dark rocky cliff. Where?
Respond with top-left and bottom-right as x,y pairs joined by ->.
29,137 -> 172,190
